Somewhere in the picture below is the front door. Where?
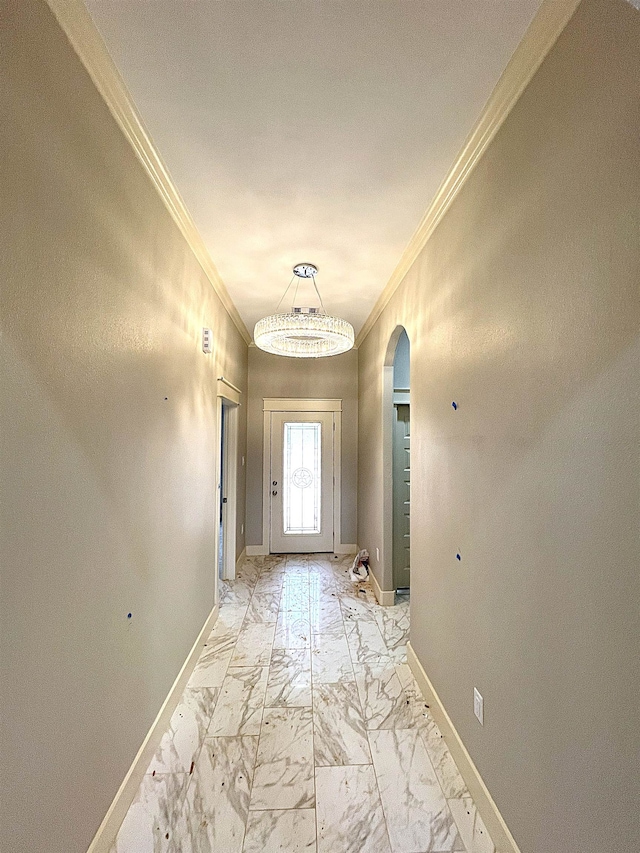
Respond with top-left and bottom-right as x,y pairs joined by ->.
392,403 -> 410,589
270,411 -> 334,553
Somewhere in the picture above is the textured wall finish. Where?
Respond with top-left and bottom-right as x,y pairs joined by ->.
246,347 -> 358,548
357,0 -> 640,850
0,2 -> 247,851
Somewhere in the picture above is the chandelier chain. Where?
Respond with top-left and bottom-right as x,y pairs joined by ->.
292,273 -> 301,310
275,274 -> 296,313
311,274 -> 327,314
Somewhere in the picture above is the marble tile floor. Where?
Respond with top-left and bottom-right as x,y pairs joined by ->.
111,554 -> 495,853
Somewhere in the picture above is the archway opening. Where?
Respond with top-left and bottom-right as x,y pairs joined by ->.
381,327 -> 410,599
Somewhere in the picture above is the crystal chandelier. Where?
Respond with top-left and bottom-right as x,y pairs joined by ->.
254,263 -> 355,358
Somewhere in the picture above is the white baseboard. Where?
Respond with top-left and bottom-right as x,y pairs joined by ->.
334,543 -> 358,555
406,643 -> 521,853
369,569 -> 396,606
87,604 -> 219,853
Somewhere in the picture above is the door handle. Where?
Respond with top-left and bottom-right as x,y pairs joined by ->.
272,490 -> 278,496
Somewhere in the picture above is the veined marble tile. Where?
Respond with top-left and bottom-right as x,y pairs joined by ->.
424,732 -> 469,801
220,579 -> 254,607
283,572 -> 310,583
258,564 -> 287,579
284,566 -> 311,579
308,600 -> 344,634
375,606 -> 410,650
252,577 -> 285,597
112,772 -> 188,853
311,633 -> 355,683
395,663 -> 414,690
390,644 -> 408,665
163,797 -> 194,853
280,584 -> 311,613
309,569 -> 341,587
188,634 -> 236,689
282,571 -> 310,584
243,809 -> 317,853
369,729 -> 464,853
208,667 -> 268,736
448,798 -> 496,853
310,578 -> 343,596
345,618 -> 393,665
395,667 -> 469,799
231,621 -> 276,667
184,735 -> 258,853
210,605 -> 247,635
244,591 -> 281,623
313,682 -> 371,766
310,591 -> 344,615
308,556 -> 339,571
250,707 -> 315,810
354,663 -> 413,731
273,611 -> 311,649
236,561 -> 261,587
251,555 -> 288,571
341,597 -> 378,628
315,764 -> 391,853
265,648 -> 312,707
286,552 -> 315,565
147,687 -> 219,776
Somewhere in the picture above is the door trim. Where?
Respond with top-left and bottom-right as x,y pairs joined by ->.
261,399 -> 343,554
263,398 -> 342,412
216,388 -> 240,584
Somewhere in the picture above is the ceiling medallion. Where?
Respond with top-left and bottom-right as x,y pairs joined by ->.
254,263 -> 355,358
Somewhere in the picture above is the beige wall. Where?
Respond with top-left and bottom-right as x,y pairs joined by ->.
0,3 -> 247,852
358,0 -> 640,850
246,346 -> 358,548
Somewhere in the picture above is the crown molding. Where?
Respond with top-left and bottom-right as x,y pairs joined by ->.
356,0 -> 582,348
45,0 -> 252,346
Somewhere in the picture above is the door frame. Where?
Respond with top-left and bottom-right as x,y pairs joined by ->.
261,398 -> 343,554
216,378 -> 240,584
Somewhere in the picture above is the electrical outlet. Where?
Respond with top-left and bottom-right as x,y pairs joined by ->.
473,688 -> 484,725
376,547 -> 380,561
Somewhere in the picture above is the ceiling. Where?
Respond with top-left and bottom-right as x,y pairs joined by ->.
83,0 -> 542,338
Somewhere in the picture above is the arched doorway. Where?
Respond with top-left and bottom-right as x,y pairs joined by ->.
382,327 -> 411,598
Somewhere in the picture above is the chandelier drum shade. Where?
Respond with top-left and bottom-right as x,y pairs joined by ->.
254,264 -> 355,358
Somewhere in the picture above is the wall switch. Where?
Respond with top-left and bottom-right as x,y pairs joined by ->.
202,328 -> 213,353
473,688 -> 484,725
376,547 -> 380,561
241,523 -> 244,535
242,456 -> 245,466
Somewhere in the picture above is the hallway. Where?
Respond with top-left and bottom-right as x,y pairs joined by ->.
111,555 -> 493,853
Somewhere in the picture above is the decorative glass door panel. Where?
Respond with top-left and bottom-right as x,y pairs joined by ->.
283,422 -> 322,535
270,411 -> 334,553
